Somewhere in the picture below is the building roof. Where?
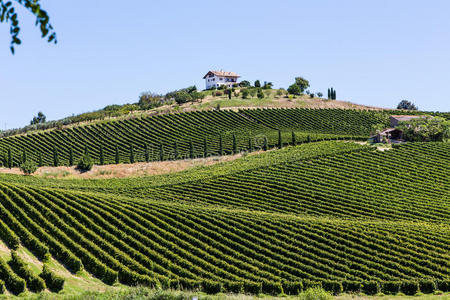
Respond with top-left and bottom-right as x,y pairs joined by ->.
380,128 -> 403,134
390,115 -> 425,121
203,70 -> 240,79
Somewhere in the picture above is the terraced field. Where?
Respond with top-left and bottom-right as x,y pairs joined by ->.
0,109 -> 384,167
0,141 -> 448,296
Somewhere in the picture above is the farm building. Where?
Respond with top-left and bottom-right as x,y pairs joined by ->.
203,70 -> 240,89
389,115 -> 426,127
372,128 -> 404,143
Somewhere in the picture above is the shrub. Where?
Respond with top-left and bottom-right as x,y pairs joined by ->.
243,281 -> 262,294
39,264 -> 64,293
362,281 -> 380,295
19,160 -> 37,175
287,83 -> 301,95
254,80 -> 261,88
77,154 -> 93,172
299,287 -> 332,300
9,251 -> 46,293
241,89 -> 249,99
400,281 -> 419,295
419,279 -> 436,294
283,281 -> 303,295
381,281 -> 401,295
223,281 -> 243,294
214,91 -> 223,97
257,89 -> 264,99
342,280 -> 361,293
322,280 -> 343,295
262,280 -> 283,295
436,280 -> 450,292
202,280 -> 222,294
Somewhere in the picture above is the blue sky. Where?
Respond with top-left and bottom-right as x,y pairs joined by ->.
1,0 -> 449,129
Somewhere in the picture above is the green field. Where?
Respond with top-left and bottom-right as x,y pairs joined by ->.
0,108 -> 448,298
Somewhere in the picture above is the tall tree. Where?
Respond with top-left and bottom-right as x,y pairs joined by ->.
397,100 -> 418,110
0,0 -> 57,53
115,145 -> 120,164
144,144 -> 150,162
278,130 -> 282,148
294,77 -> 310,92
263,137 -> 268,151
218,135 -> 223,156
203,137 -> 208,158
7,147 -> 12,168
68,148 -> 73,166
232,134 -> 238,154
129,143 -> 134,164
99,145 -> 104,165
53,146 -> 58,167
248,137 -> 253,152
189,140 -> 194,159
173,141 -> 179,159
38,151 -> 43,167
159,142 -> 164,161
291,131 -> 296,146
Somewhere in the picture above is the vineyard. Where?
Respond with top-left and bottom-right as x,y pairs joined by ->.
0,140 -> 448,296
0,109 -> 387,168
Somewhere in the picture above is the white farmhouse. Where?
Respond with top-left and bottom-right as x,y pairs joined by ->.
203,70 -> 240,89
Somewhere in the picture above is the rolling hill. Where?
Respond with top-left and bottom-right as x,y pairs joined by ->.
0,106 -> 448,298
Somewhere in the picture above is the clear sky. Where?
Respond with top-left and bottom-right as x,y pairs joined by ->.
1,0 -> 449,129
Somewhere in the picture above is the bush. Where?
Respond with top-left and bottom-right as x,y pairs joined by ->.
223,281 -> 243,294
241,89 -> 249,99
214,91 -> 223,97
436,280 -> 450,292
299,287 -> 332,300
77,154 -> 93,172
362,281 -> 380,295
283,281 -> 303,295
381,281 -> 401,295
287,83 -> 301,95
243,281 -> 262,294
9,251 -> 46,293
322,280 -> 343,295
342,280 -> 361,293
257,89 -> 264,99
202,280 -> 222,294
262,280 -> 283,295
39,264 -> 65,293
417,280 -> 436,294
19,160 -> 37,175
400,281 -> 419,295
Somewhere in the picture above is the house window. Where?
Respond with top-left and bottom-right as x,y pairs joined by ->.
220,77 -> 223,81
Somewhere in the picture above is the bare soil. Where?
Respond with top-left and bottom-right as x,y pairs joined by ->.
0,152 -> 254,179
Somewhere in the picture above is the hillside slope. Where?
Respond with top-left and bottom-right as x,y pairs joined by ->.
0,141 -> 448,296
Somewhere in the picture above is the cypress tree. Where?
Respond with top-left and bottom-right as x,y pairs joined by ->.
159,142 -> 164,161
189,140 -> 194,159
232,134 -> 238,154
307,135 -> 311,143
278,130 -> 283,148
218,135 -> 223,156
129,143 -> 135,164
69,148 -> 74,166
53,146 -> 59,167
38,151 -> 43,167
173,141 -> 179,159
291,131 -> 296,146
115,145 -> 120,164
203,137 -> 208,158
263,137 -> 268,151
99,145 -> 104,165
7,147 -> 12,169
327,88 -> 331,99
84,145 -> 89,156
248,137 -> 254,153
144,144 -> 150,162
333,89 -> 336,100
21,150 -> 27,164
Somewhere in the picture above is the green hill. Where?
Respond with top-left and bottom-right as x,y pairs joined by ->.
0,141 -> 448,296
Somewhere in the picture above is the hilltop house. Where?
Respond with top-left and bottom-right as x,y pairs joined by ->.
203,70 -> 240,89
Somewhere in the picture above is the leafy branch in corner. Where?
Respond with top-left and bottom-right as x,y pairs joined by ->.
0,0 -> 57,54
